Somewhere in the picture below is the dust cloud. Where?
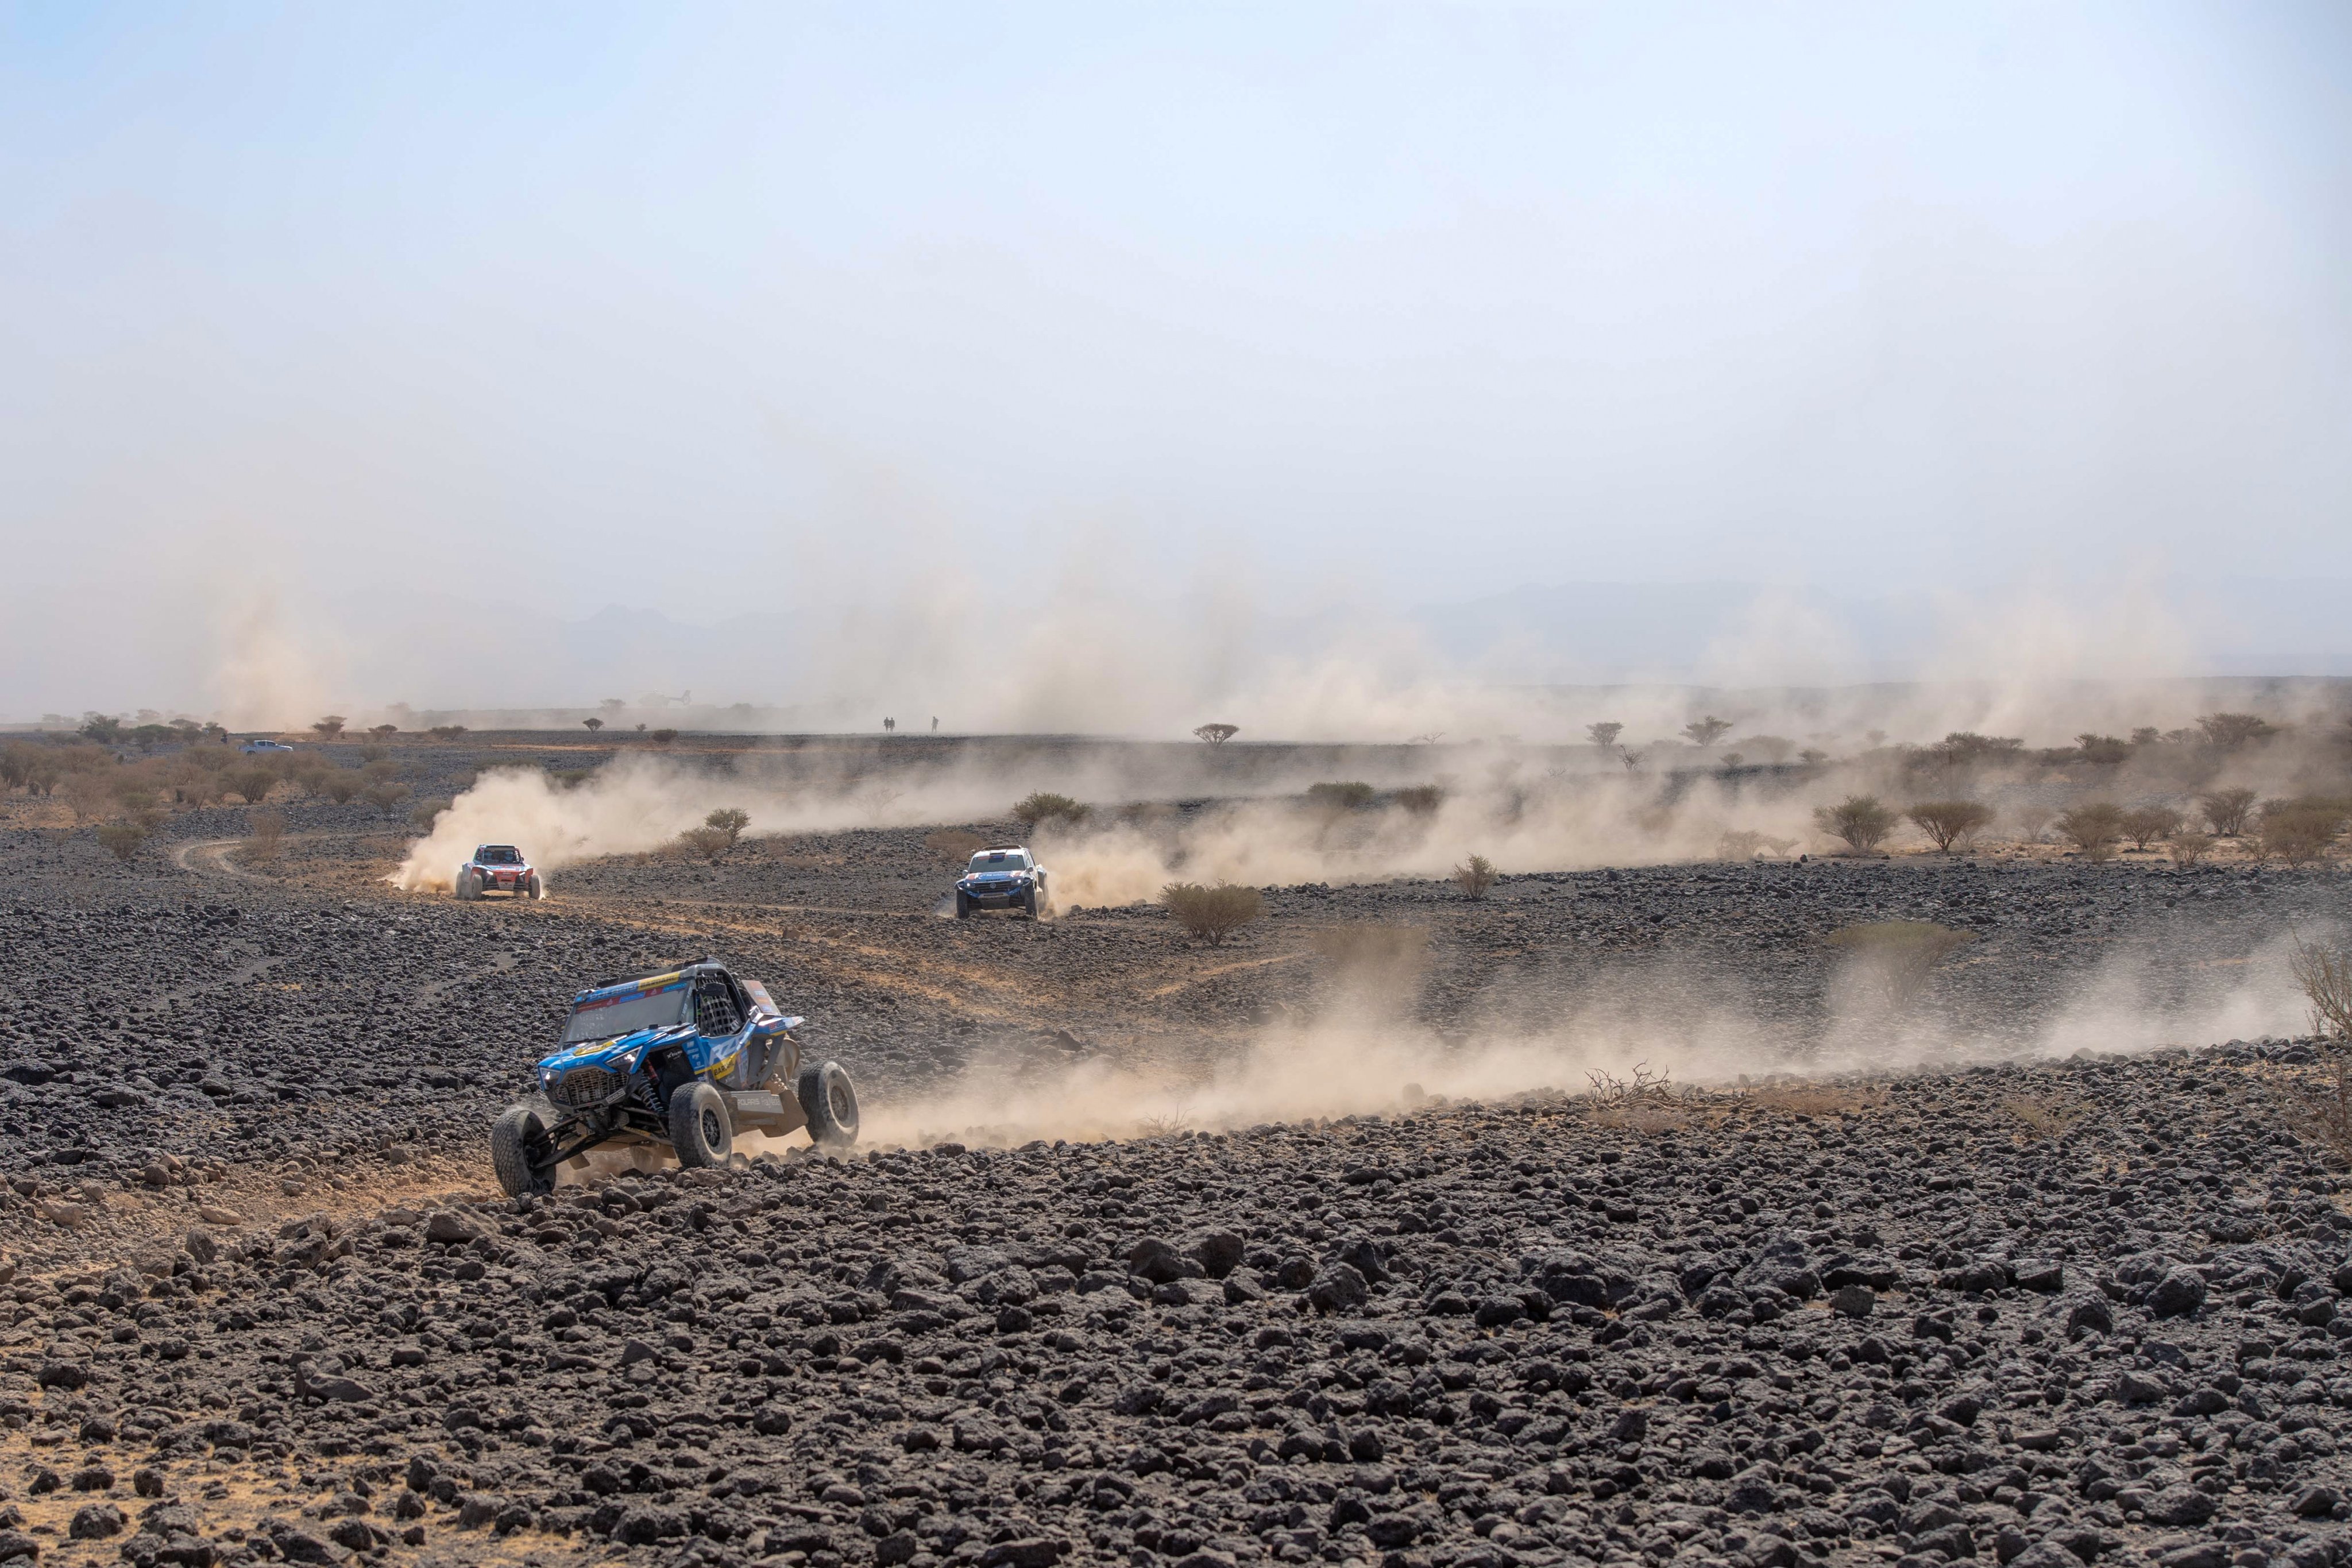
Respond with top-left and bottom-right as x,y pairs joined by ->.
855,921 -> 2316,1149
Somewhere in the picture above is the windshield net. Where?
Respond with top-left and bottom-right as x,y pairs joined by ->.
968,851 -> 1029,873
562,978 -> 688,1044
477,847 -> 522,864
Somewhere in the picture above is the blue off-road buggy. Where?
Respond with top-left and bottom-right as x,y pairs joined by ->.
489,960 -> 860,1196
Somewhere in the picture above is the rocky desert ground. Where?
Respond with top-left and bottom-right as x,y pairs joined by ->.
4,732 -> 2351,1568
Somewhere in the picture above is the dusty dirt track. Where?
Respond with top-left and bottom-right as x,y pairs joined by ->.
4,733 -> 2352,1568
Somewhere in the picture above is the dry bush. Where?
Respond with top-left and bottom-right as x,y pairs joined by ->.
1192,724 -> 1239,745
1744,1082 -> 1892,1117
408,797 -> 451,832
2293,937 -> 2352,1040
361,782 -> 409,812
2003,1092 -> 2091,1141
1135,1112 -> 1194,1138
1825,920 -> 1973,1006
1585,721 -> 1623,749
1306,781 -> 1376,812
925,829 -> 986,863
2169,829 -> 2216,866
2055,801 -> 2125,860
1585,1062 -> 1679,1109
95,821 -> 150,863
1161,882 -> 1264,946
1907,800 -> 1993,852
2199,712 -> 2277,751
2119,805 -> 2183,849
226,765 -> 279,806
2260,798 -> 2349,866
705,807 -> 751,847
2282,1051 -> 2352,1169
2010,804 -> 2054,844
320,773 -> 361,805
1814,794 -> 1897,853
59,770 -> 118,822
2200,786 -> 2258,836
1454,855 -> 1498,898
1393,785 -> 1444,815
246,809 -> 285,863
1013,791 -> 1088,831
679,825 -> 734,862
310,715 -> 345,739
648,728 -> 677,745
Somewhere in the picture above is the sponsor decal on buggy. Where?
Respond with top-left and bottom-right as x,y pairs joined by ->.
744,980 -> 778,1015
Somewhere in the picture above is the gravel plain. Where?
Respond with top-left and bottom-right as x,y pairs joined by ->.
4,735 -> 2352,1568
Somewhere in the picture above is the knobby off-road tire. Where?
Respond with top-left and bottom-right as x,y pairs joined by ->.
1023,886 -> 1040,920
524,874 -> 543,901
491,1102 -> 557,1197
797,1060 -> 860,1149
955,891 -> 971,918
669,1080 -> 732,1168
456,871 -> 479,901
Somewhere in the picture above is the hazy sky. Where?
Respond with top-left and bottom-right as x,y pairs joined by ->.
5,2 -> 2350,716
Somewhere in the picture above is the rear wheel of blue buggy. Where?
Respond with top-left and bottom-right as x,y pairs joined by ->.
669,1080 -> 732,1169
491,1102 -> 557,1196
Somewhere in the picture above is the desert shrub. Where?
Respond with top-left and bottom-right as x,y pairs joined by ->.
2054,801 -> 2126,860
680,826 -> 731,860
369,724 -> 397,737
1825,920 -> 1973,1007
2284,1051 -> 2352,1169
583,716 -> 604,732
2199,786 -> 2258,836
0,743 -> 40,793
2199,712 -> 2277,751
1192,724 -> 1239,744
925,829 -> 986,863
649,728 -> 677,745
2168,829 -> 2216,866
361,782 -> 410,812
226,766 -> 278,806
1013,792 -> 1088,830
705,807 -> 751,847
2119,805 -> 2183,849
95,821 -> 149,862
246,809 -> 284,863
1306,781 -> 1376,812
408,797 -> 451,832
311,715 -> 345,738
1454,855 -> 1498,898
1393,785 -> 1443,815
546,767 -> 592,789
321,773 -> 361,805
1814,795 -> 1897,853
1906,800 -> 1993,852
2075,733 -> 2129,766
427,725 -> 469,740
2292,937 -> 2352,1040
1585,721 -> 1623,749
2262,803 -> 2343,866
1160,882 -> 1264,946
357,744 -> 388,763
57,768 -> 118,824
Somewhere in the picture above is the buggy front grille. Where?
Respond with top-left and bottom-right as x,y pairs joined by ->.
554,1067 -> 622,1108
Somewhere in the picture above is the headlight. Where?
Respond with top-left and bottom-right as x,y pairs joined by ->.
539,1069 -> 556,1090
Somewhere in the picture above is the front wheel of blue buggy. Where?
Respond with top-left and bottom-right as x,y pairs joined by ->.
669,1080 -> 732,1169
491,1102 -> 557,1197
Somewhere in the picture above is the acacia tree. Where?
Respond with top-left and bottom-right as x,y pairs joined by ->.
583,716 -> 604,732
1193,724 -> 1239,744
1682,716 -> 1733,748
1906,800 -> 1993,852
1585,721 -> 1623,749
1814,795 -> 1898,853
311,715 -> 346,739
